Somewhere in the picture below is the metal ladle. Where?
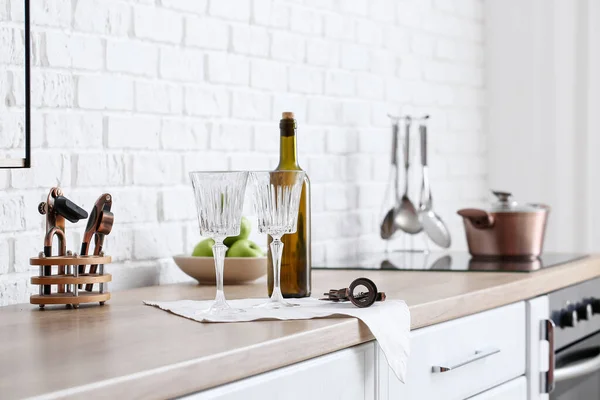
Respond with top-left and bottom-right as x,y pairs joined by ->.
394,116 -> 422,234
380,120 -> 400,239
418,121 -> 451,248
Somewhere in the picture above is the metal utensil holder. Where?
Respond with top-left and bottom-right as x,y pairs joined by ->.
383,113 -> 444,254
30,253 -> 112,309
29,187 -> 113,309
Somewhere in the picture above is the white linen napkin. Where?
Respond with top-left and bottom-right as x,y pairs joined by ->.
144,297 -> 410,382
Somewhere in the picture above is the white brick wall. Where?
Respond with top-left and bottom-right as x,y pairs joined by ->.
0,0 -> 486,305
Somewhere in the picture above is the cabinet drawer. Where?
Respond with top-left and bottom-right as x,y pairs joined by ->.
386,302 -> 526,400
469,376 -> 527,400
185,343 -> 375,400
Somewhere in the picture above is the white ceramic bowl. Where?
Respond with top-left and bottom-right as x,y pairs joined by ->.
173,255 -> 267,285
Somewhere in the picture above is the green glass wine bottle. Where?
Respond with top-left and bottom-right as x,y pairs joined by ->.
267,112 -> 311,298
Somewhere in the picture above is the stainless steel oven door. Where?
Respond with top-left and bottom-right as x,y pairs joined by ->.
552,331 -> 600,399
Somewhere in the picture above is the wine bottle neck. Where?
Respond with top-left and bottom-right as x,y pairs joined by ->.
278,119 -> 300,170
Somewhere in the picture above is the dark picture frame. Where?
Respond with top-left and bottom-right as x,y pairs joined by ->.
0,0 -> 30,169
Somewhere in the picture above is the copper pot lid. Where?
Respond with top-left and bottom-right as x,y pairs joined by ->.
489,190 -> 547,213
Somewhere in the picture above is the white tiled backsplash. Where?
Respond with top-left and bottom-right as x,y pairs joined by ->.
0,0 -> 486,305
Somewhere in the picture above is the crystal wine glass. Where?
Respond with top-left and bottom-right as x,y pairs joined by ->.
189,171 -> 249,315
249,170 -> 306,308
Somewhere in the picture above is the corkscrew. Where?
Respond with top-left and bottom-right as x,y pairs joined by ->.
320,277 -> 386,308
38,188 -> 88,294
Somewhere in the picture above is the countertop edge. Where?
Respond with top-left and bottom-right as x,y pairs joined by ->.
24,256 -> 600,399
410,256 -> 600,328
48,318 -> 374,400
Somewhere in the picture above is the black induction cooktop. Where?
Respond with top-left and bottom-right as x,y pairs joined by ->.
314,252 -> 589,273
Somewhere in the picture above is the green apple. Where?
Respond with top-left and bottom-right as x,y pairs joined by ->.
192,238 -> 215,257
226,239 -> 264,258
223,216 -> 251,247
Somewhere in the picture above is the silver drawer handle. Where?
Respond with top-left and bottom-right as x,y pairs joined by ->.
432,347 -> 501,373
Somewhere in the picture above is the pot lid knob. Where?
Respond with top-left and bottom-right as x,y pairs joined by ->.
492,190 -> 512,203
490,190 -> 519,211
489,190 -> 548,213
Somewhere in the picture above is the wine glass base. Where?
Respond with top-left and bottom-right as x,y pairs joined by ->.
195,302 -> 245,317
254,299 -> 298,309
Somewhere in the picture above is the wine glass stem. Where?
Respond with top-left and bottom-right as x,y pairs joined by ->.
212,239 -> 227,306
270,236 -> 284,301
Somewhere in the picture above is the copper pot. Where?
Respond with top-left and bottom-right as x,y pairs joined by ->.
457,191 -> 550,260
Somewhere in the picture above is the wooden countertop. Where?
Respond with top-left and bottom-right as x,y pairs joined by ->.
2,255 -> 600,400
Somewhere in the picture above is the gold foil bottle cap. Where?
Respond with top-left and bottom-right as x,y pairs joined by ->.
281,111 -> 294,120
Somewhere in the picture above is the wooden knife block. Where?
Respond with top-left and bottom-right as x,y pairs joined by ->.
29,254 -> 112,309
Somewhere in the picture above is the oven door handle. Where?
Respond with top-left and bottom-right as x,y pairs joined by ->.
555,347 -> 600,382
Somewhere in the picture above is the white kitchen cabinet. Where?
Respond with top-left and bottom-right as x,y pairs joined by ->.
468,377 -> 527,400
185,342 -> 376,400
378,302 -> 526,400
526,295 -> 551,400
186,300 -> 547,400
